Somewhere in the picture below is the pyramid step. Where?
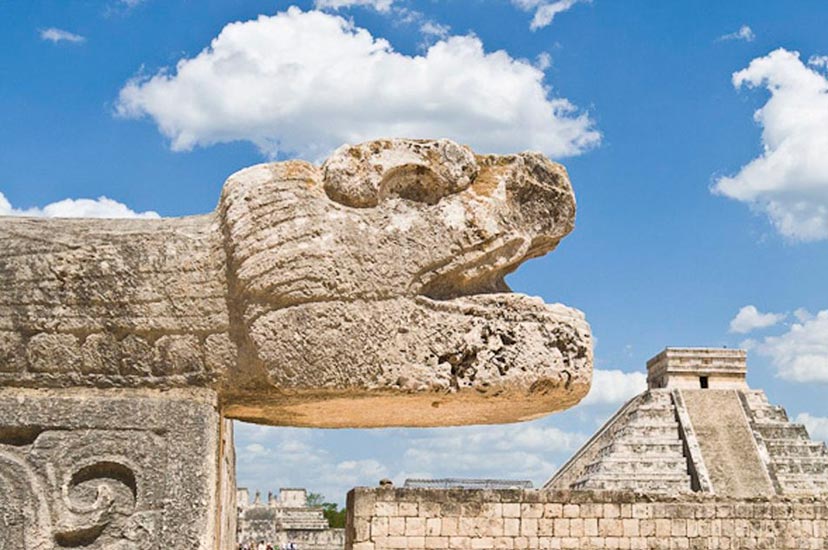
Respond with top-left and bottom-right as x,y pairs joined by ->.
771,457 -> 828,475
596,440 -> 685,458
634,401 -> 676,411
625,407 -> 676,423
749,406 -> 789,423
741,390 -> 771,408
574,473 -> 691,482
641,391 -> 674,406
572,474 -> 691,493
775,474 -> 828,494
615,424 -> 681,440
583,457 -> 687,476
755,423 -> 810,441
765,439 -> 828,458
624,417 -> 680,430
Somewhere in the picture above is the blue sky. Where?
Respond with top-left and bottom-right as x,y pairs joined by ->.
3,0 -> 828,504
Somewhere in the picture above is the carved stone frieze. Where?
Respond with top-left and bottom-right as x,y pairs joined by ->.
0,389 -> 224,549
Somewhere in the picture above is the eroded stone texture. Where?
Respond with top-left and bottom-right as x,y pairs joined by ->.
0,388 -> 221,549
0,138 -> 592,427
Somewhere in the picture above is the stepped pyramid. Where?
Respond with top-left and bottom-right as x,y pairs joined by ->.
545,348 -> 828,497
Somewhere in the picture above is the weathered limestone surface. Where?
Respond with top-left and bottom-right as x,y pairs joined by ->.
219,419 -> 238,550
0,138 -> 593,427
347,487 -> 828,550
0,388 -> 220,549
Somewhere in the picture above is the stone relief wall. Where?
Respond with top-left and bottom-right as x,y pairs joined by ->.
0,388 -> 220,549
346,487 -> 828,550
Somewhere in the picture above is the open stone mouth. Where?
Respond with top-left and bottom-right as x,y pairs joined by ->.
413,234 -> 566,312
415,239 -> 523,300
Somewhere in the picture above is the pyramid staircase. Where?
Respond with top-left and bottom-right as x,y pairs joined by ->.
741,390 -> 828,495
549,390 -> 693,493
546,348 -> 828,498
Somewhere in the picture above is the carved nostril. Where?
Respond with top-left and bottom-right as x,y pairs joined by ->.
499,152 -> 576,240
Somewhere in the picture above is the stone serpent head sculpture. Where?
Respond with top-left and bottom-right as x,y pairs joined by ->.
0,138 -> 592,427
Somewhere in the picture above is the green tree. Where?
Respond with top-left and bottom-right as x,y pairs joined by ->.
306,493 -> 346,528
306,492 -> 325,507
321,502 -> 347,528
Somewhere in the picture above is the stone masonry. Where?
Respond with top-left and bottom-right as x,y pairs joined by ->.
0,139 -> 593,549
346,487 -> 828,550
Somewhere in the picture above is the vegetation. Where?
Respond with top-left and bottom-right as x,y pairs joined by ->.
307,493 -> 347,528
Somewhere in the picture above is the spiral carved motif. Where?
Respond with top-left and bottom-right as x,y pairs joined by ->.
0,429 -> 163,549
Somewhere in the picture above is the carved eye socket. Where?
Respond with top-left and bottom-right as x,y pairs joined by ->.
321,139 -> 479,208
377,164 -> 446,205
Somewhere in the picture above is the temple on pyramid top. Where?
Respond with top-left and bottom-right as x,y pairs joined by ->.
646,347 -> 747,390
546,347 -> 828,497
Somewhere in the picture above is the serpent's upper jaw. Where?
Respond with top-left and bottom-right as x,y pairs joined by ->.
222,139 -> 576,307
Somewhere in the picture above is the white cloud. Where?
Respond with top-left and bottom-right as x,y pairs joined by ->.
810,56 -> 828,69
234,419 -> 588,499
794,308 -> 814,323
795,413 -> 828,443
753,309 -> 828,383
234,426 -> 391,502
314,0 -> 393,12
103,0 -> 146,16
320,459 -> 389,487
511,0 -> 585,30
39,28 -> 85,44
400,423 -> 587,484
420,20 -> 451,41
718,25 -> 755,42
535,52 -> 552,71
729,305 -> 786,334
581,369 -> 646,406
116,7 -> 599,160
0,191 -> 159,219
712,48 -> 828,241
244,443 -> 267,455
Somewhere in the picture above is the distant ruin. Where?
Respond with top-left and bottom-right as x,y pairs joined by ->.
347,348 -> 828,550
0,139 -> 592,549
237,488 -> 344,550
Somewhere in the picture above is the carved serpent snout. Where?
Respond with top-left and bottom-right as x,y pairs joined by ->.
0,139 -> 592,428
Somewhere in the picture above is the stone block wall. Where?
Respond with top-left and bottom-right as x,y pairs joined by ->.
345,488 -> 827,549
